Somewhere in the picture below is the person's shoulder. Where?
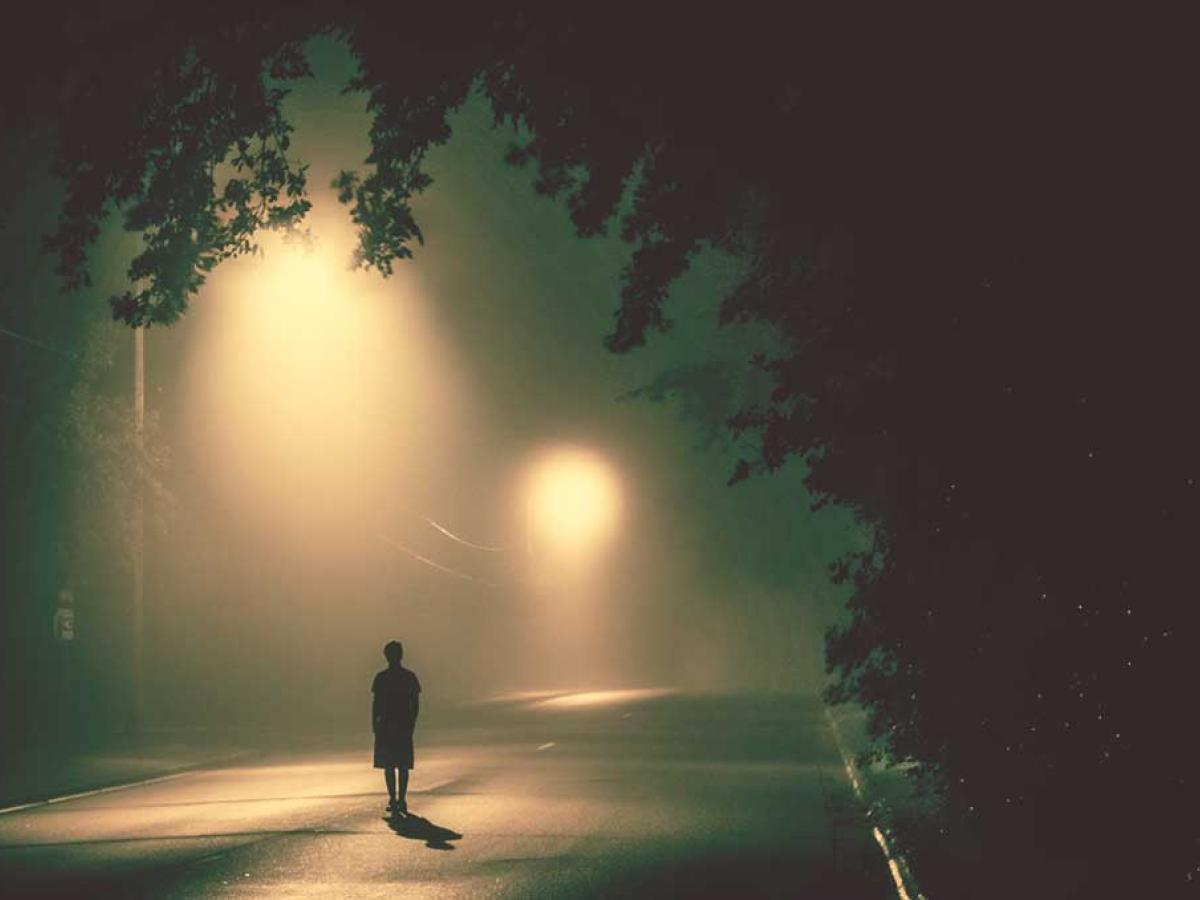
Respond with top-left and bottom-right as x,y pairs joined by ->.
371,669 -> 387,689
404,667 -> 422,690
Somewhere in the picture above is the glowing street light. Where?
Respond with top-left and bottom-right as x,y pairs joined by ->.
517,445 -> 624,687
183,212 -> 466,542
521,446 -> 622,562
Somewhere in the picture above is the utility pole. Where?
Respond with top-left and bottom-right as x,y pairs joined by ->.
132,326 -> 145,732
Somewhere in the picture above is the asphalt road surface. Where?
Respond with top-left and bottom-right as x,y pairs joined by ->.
0,693 -> 896,898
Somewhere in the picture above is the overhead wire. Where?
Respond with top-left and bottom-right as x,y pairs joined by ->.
424,517 -> 505,552
377,534 -> 500,588
0,324 -> 78,358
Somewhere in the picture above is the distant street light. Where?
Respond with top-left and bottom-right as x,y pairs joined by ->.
521,446 -> 622,564
518,446 -> 623,687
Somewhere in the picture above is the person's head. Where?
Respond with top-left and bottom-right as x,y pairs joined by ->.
383,640 -> 403,665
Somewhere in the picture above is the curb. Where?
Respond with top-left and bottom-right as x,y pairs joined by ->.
825,708 -> 926,900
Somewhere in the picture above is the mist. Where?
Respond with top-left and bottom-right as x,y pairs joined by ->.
4,37 -> 862,738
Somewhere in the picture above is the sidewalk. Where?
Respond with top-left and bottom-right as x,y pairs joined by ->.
0,731 -> 257,811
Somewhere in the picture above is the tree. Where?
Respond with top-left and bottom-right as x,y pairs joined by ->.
26,4 -> 316,326
12,5 -> 1196,896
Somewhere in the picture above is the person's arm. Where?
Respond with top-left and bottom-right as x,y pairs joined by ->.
371,679 -> 381,733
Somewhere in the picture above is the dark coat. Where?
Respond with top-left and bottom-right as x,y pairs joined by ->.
372,665 -> 421,769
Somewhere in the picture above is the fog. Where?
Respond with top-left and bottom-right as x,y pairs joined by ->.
3,39 -> 865,736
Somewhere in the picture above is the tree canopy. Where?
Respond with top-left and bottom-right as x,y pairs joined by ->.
5,5 -> 1195,896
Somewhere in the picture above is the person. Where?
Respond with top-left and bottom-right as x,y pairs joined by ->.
372,640 -> 421,816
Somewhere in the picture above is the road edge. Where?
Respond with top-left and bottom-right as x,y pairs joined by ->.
825,707 -> 926,900
0,749 -> 259,816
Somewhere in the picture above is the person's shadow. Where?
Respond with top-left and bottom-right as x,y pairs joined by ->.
385,812 -> 463,850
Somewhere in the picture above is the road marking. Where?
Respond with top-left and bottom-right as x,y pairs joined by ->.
0,751 -> 256,817
825,709 -> 925,900
0,800 -> 44,815
536,742 -> 556,751
0,772 -> 189,816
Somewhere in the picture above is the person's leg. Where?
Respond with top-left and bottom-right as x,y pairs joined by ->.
384,767 -> 397,807
397,768 -> 409,812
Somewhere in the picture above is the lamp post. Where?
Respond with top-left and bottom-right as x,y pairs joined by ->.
132,326 -> 145,732
0,319 -> 149,730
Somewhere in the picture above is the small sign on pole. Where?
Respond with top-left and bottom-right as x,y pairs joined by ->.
54,588 -> 76,643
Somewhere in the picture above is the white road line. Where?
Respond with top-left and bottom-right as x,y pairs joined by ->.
0,800 -> 44,815
825,708 -> 925,900
536,742 -> 556,751
0,751 -> 256,817
0,771 -> 189,816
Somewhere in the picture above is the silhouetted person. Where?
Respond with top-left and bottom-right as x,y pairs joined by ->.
373,640 -> 421,816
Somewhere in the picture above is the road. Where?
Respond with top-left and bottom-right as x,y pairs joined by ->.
0,692 -> 895,898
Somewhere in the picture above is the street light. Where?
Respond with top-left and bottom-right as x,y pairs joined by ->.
518,445 -> 624,688
181,210 -> 467,551
521,445 -> 622,563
